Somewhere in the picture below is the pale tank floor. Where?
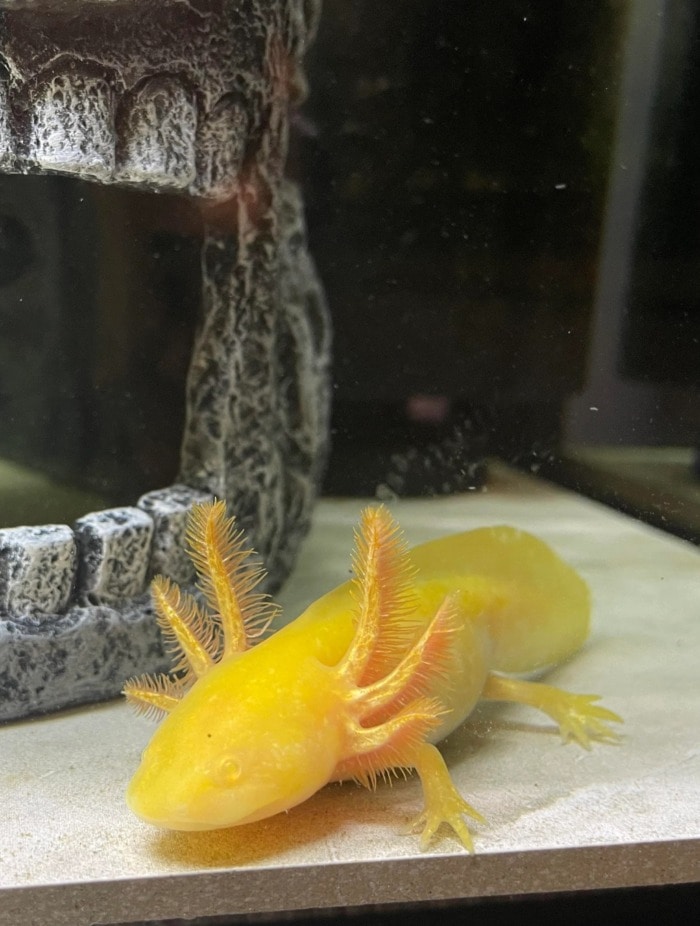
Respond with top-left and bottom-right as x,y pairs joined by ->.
1,465 -> 698,926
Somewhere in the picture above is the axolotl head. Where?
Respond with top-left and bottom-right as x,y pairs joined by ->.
126,653 -> 344,830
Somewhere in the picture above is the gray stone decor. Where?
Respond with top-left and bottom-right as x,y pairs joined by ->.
0,0 -> 320,199
0,0 -> 331,722
0,485 -> 209,723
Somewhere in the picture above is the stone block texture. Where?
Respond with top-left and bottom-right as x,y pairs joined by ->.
74,508 -> 155,606
0,524 -> 76,617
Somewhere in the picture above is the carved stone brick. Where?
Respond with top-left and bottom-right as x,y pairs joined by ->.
0,524 -> 76,617
137,484 -> 212,584
73,508 -> 155,606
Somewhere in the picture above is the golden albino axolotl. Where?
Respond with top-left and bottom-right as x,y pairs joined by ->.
124,501 -> 622,851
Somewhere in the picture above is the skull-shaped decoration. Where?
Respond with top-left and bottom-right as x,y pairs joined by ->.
0,0 -> 331,721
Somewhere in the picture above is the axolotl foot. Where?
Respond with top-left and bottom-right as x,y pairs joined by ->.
410,743 -> 485,852
482,675 -> 624,750
546,691 -> 623,748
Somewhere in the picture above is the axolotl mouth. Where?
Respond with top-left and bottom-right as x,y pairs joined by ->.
126,779 -> 299,832
0,0 -> 331,723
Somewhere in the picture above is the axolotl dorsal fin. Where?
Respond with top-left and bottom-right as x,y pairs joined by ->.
123,499 -> 281,720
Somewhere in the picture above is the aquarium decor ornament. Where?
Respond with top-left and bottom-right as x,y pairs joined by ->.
0,0 -> 331,722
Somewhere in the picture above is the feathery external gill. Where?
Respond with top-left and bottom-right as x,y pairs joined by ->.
186,500 -> 280,656
341,505 -> 419,687
123,673 -> 186,721
151,575 -> 218,681
353,593 -> 459,718
123,498 -> 279,719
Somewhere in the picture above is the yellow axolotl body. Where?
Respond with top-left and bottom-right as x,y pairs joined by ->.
124,502 -> 621,850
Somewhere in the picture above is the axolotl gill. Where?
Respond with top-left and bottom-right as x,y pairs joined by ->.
124,501 -> 621,850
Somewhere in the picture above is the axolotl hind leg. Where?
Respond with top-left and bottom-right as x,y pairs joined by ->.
481,674 -> 623,749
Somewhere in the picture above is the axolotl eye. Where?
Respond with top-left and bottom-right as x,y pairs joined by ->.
211,755 -> 242,788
